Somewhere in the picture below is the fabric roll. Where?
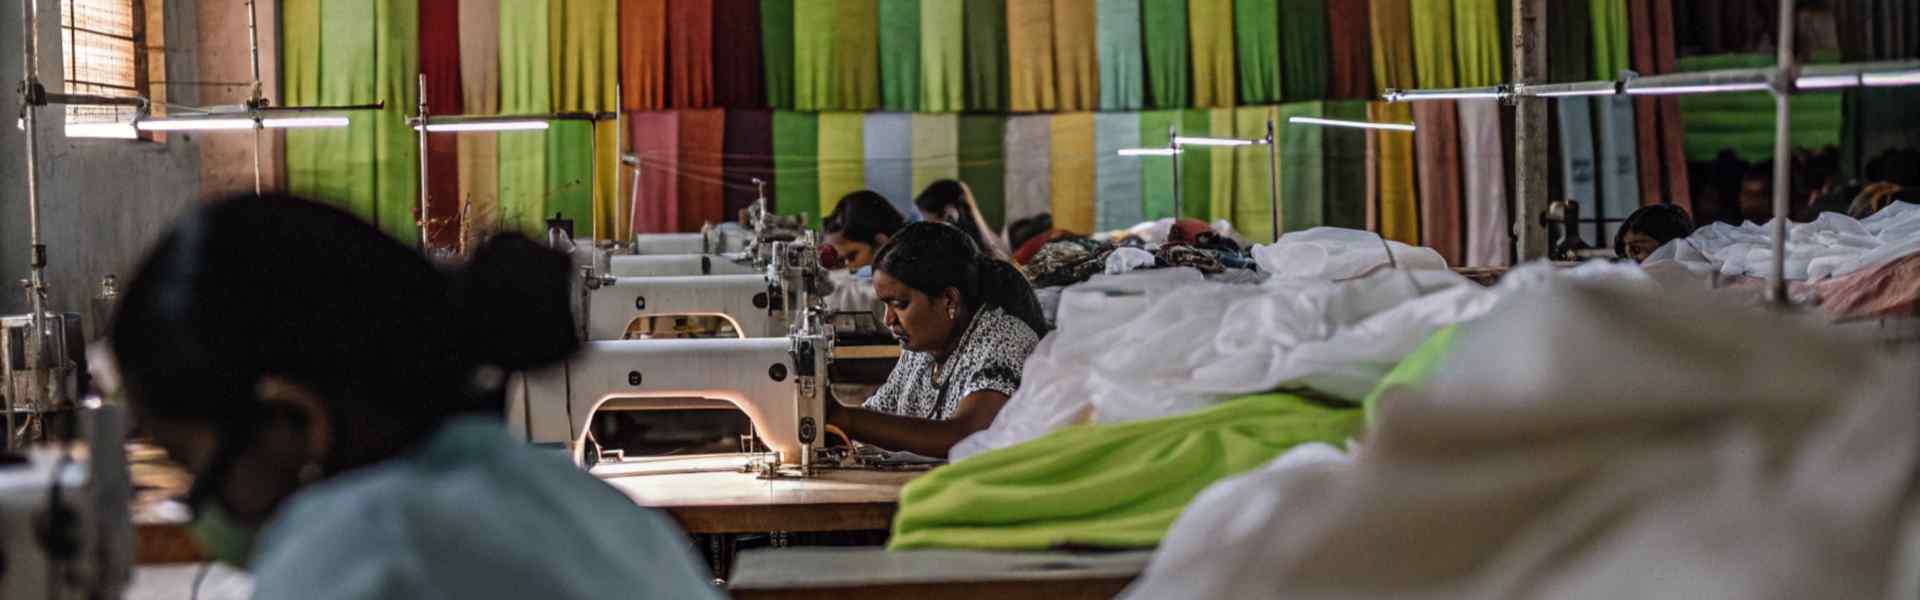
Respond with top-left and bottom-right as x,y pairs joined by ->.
964,0 -> 1009,111
618,0 -> 666,110
1459,98 -> 1509,267
1050,114 -> 1099,234
1555,98 -> 1599,234
666,0 -> 715,108
499,0 -> 551,237
761,0 -> 796,108
1053,0 -> 1099,111
958,115 -> 1009,229
1323,100 -> 1369,230
628,112 -> 680,233
911,114 -> 961,208
1139,110 -> 1179,221
921,0 -> 965,112
722,109 -> 775,218
1410,0 -> 1458,89
1326,0 -> 1373,99
818,113 -> 868,218
1096,0 -> 1145,110
834,0 -> 882,110
1008,0 -> 1059,112
1412,100 -> 1462,265
794,0 -> 836,111
372,0 -> 423,243
1548,0 -> 1591,83
1188,0 -> 1236,107
1369,0 -> 1416,93
1280,0 -> 1330,101
771,111 -> 820,222
1094,113 -> 1145,232
1004,116 -> 1054,227
879,0 -> 922,111
1369,101 -> 1418,245
714,0 -> 767,108
863,113 -> 917,216
1590,0 -> 1629,79
1453,0 -> 1502,87
678,109 -> 728,231
1594,96 -> 1640,230
457,0 -> 501,248
1232,0 -> 1282,104
1141,0 -> 1189,108
1205,108 -> 1236,226
552,0 -> 620,238
421,0 -> 463,249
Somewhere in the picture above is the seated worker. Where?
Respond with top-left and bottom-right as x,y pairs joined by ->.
915,179 -> 1012,261
826,222 -> 1049,458
822,190 -> 908,274
1615,203 -> 1696,263
111,195 -> 718,600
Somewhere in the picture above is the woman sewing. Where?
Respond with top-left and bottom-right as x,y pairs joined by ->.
822,190 -> 908,274
826,222 -> 1048,458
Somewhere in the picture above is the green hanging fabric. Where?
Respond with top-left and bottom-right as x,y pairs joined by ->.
834,0 -> 882,110
285,0 -> 416,240
545,122 -> 594,234
1141,0 -> 1189,108
959,115 -> 1009,229
1096,0 -> 1145,110
1205,108 -> 1235,225
371,0 -> 420,244
1324,100 -> 1369,230
1547,0 -> 1591,83
300,0 -> 376,219
1188,0 -> 1236,107
1280,0 -> 1329,101
771,111 -> 820,224
1369,0 -> 1417,93
1232,107 -> 1275,243
921,0 -> 965,112
818,113 -> 867,218
762,0 -> 797,108
1095,112 -> 1145,231
1590,0 -> 1629,79
964,0 -> 1009,111
879,0 -> 921,111
1232,0 -> 1282,104
281,0 -> 324,202
1453,0 -> 1503,87
499,0 -> 552,237
549,0 -> 618,238
1180,109 -> 1217,221
1410,0 -> 1457,89
1277,102 -> 1327,235
1139,110 -> 1179,220
794,0 -> 836,111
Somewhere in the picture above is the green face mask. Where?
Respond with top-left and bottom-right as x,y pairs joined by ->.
187,500 -> 259,568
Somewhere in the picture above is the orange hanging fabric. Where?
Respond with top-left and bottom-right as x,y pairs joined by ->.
1008,0 -> 1059,112
668,0 -> 715,108
620,0 -> 667,110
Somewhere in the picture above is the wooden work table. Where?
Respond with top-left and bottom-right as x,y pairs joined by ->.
592,454 -> 925,534
728,547 -> 1154,600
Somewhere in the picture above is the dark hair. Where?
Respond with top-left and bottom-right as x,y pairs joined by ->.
111,194 -> 577,457
1867,148 -> 1920,187
1614,203 -> 1695,259
914,180 -> 1008,260
1004,213 -> 1054,252
823,190 -> 907,246
873,222 -> 1048,337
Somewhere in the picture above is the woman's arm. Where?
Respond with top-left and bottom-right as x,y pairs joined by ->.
827,390 -> 1009,459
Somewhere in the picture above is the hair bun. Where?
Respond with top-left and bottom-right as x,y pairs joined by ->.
453,234 -> 580,370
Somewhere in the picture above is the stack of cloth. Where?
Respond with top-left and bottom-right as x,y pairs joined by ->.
1020,218 -> 1260,289
1643,202 -> 1920,320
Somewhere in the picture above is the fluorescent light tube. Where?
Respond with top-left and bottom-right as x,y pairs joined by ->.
1862,69 -> 1920,87
1626,82 -> 1770,95
262,116 -> 350,129
1287,116 -> 1417,132
1174,136 -> 1259,147
414,120 -> 550,132
135,118 -> 256,131
65,122 -> 139,139
1117,148 -> 1182,156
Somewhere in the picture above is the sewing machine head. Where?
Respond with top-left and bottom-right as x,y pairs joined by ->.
0,403 -> 132,599
581,237 -> 836,341
2,313 -> 88,447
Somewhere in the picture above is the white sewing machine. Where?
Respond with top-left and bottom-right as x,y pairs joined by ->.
581,236 -> 834,340
0,403 -> 132,600
610,181 -> 807,277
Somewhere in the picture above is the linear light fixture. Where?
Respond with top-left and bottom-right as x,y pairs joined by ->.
64,122 -> 139,139
1287,116 -> 1417,132
1174,136 -> 1262,147
262,116 -> 350,128
1117,148 -> 1182,156
1383,87 -> 1505,102
1625,82 -> 1772,95
1863,68 -> 1920,87
414,120 -> 550,132
135,118 -> 257,131
1795,73 -> 1860,89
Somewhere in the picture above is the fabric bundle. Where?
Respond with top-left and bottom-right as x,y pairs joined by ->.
1643,201 -> 1920,282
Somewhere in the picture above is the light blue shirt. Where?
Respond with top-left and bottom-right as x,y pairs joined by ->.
250,417 -> 722,600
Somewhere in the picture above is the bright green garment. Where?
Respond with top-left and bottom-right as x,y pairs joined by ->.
1141,0 -> 1189,108
1589,0 -> 1628,80
957,115 -> 1008,229
1362,324 -> 1459,427
371,0 -> 419,244
772,111 -> 820,224
282,0 -> 419,243
1280,0 -> 1329,101
920,0 -> 965,112
817,113 -> 867,219
1276,102 -> 1326,235
281,0 -> 323,202
1323,100 -> 1369,229
1096,0 -> 1145,110
794,0 -> 836,111
1232,0 -> 1282,104
964,0 -> 1008,111
762,0 -> 797,108
548,0 -> 617,238
834,0 -> 881,110
1410,0 -> 1457,89
1188,0 -> 1236,107
879,0 -> 921,111
889,394 -> 1364,551
1453,0 -> 1504,87
1139,110 -> 1179,220
498,0 -> 551,237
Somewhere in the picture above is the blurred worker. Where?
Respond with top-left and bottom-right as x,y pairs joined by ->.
914,180 -> 1011,261
1614,203 -> 1696,263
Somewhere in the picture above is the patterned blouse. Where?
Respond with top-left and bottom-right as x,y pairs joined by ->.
863,306 -> 1040,420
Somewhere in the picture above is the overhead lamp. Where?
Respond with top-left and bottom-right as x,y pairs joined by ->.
414,120 -> 551,133
1287,116 -> 1417,132
135,118 -> 256,131
1626,82 -> 1771,95
1117,148 -> 1182,156
1863,68 -> 1920,87
1174,136 -> 1262,147
1795,73 -> 1860,90
262,116 -> 350,128
1383,87 -> 1505,102
64,122 -> 138,139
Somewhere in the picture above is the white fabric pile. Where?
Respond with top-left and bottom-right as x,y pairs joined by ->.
1644,202 -> 1920,281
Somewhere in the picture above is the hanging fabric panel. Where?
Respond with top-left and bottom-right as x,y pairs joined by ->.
628,111 -> 680,233
1410,0 -> 1457,89
1326,0 -> 1373,100
723,110 -> 775,218
1627,0 -> 1662,206
1188,0 -> 1236,107
1323,100 -> 1369,230
863,113 -> 917,215
1231,0 -> 1282,104
1052,0 -> 1099,111
1368,102 -> 1418,244
911,114 -> 960,209
964,0 -> 1009,111
1459,98 -> 1508,266
667,0 -> 715,108
1279,102 -> 1328,235
498,0 -> 551,237
958,115 -> 1009,230
456,0 -> 501,248
1096,0 -> 1145,110
714,0 -> 767,108
308,0 -> 378,222
1555,98 -> 1600,242
1280,0 -> 1330,101
1050,113 -> 1098,234
678,109 -> 728,231
1230,107 -> 1272,242
761,0 -> 796,108
1178,109 -> 1218,221
1369,0 -> 1417,92
373,0 -> 422,243
618,0 -> 666,110
879,0 -> 922,111
1008,0 -> 1059,112
1412,101 -> 1462,265
794,0 -> 836,111
921,0 -> 965,112
1590,0 -> 1630,79
1649,0 -> 1689,210
771,111 -> 820,221
1205,108 -> 1236,225
420,0 -> 463,249
1003,115 -> 1053,225
280,0 -> 327,204
545,121 -> 596,236
1141,0 -> 1189,108
1547,0 -> 1591,83
834,0 -> 882,110
1139,110 -> 1178,221
818,113 -> 868,218
1094,112 -> 1144,232
1453,0 -> 1503,86
552,0 -> 619,238
1594,96 -> 1640,237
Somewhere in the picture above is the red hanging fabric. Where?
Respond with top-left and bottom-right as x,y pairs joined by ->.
1326,0 -> 1373,100
620,0 -> 668,110
629,111 -> 681,233
678,109 -> 728,231
669,0 -> 717,108
1413,100 -> 1463,265
713,0 -> 766,108
420,0 -> 463,249
723,109 -> 774,217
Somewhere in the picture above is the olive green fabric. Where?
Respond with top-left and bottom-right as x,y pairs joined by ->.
879,0 -> 921,111
1232,0 -> 1282,104
771,111 -> 820,225
498,0 -> 551,237
1280,0 -> 1329,101
1590,0 -> 1629,79
1188,0 -> 1236,107
1232,106 -> 1277,243
1324,100 -> 1370,230
283,0 -> 419,244
959,115 -> 1010,229
1410,0 -> 1458,89
794,0 -> 835,110
1141,0 -> 1190,108
921,0 -> 966,112
549,0 -> 618,238
1140,110 -> 1180,220
818,113 -> 867,219
1454,0 -> 1504,87
964,0 -> 1009,111
1204,108 -> 1236,223
761,0 -> 796,108
834,0 -> 881,110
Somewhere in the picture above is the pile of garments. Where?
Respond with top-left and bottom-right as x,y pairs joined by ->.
1019,219 -> 1259,288
1645,202 -> 1920,281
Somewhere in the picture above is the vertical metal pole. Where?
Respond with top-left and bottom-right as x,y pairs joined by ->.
1265,110 -> 1281,242
1768,0 -> 1795,304
1512,0 -> 1550,261
247,0 -> 264,196
1168,124 -> 1182,219
17,0 -> 45,448
416,74 -> 431,251
612,82 -> 622,244
587,115 -> 599,243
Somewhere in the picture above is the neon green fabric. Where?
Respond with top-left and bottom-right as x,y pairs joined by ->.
1589,0 -> 1629,79
371,0 -> 419,244
794,0 -> 835,111
1139,110 -> 1179,220
1453,0 -> 1504,87
1096,0 -> 1145,110
817,113 -> 867,219
1280,0 -> 1329,101
549,0 -> 618,238
1141,0 -> 1189,108
1232,0 -> 1282,104
920,0 -> 965,112
772,111 -> 819,224
958,115 -> 1008,229
1362,324 -> 1459,427
283,0 -> 418,243
879,0 -> 921,111
964,0 -> 1008,111
498,0 -> 551,237
761,0 -> 796,108
834,0 -> 882,110
1410,0 -> 1458,89
281,0 -> 325,203
1323,100 -> 1369,229
1188,0 -> 1236,107
889,394 -> 1364,550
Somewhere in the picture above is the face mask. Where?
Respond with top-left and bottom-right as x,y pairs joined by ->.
187,499 -> 259,568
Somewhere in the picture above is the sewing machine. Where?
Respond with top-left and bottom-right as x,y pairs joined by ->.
0,403 -> 132,600
2,313 -> 87,447
581,235 -> 834,340
609,181 -> 807,278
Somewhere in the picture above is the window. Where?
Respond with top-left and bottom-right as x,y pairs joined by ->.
61,0 -> 149,139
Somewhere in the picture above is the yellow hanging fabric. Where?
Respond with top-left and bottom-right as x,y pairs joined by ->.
1051,0 -> 1099,111
1187,0 -> 1236,108
1206,108 -> 1236,227
1049,113 -> 1097,234
1369,101 -> 1419,244
818,113 -> 867,217
1008,0 -> 1059,112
